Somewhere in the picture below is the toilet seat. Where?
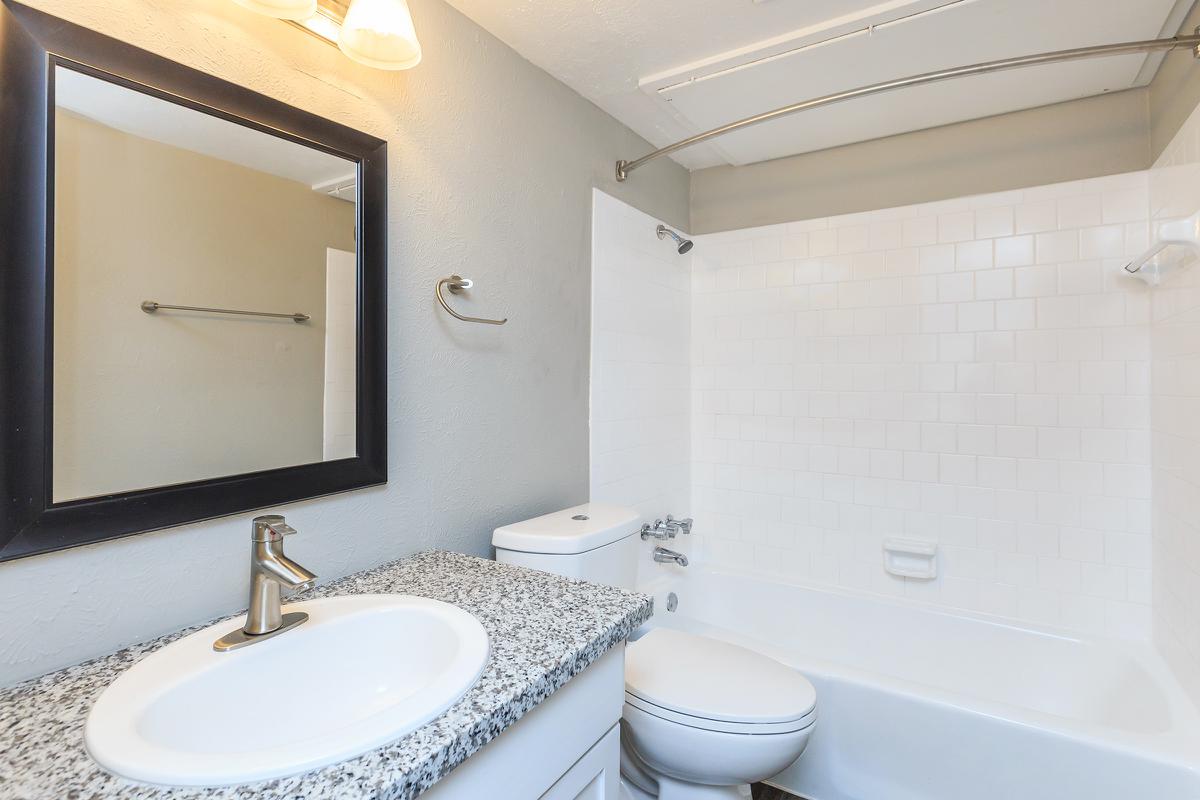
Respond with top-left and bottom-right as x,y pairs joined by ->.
624,692 -> 816,734
624,628 -> 817,735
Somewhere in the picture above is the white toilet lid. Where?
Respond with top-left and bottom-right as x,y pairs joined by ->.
625,628 -> 817,725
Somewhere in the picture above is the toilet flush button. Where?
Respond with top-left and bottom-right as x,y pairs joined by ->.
572,515 -> 590,521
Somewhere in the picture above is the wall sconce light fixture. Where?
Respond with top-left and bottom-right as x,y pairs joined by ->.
234,0 -> 317,19
236,0 -> 422,70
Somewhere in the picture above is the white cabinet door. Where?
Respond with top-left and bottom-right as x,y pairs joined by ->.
421,646 -> 625,800
539,724 -> 620,800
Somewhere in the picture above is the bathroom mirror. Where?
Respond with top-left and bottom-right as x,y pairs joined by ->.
0,1 -> 387,561
52,66 -> 363,502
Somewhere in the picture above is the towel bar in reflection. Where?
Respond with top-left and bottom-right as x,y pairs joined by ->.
435,275 -> 507,325
141,300 -> 310,323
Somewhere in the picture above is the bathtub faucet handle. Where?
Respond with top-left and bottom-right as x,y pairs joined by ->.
641,519 -> 677,540
667,515 -> 693,534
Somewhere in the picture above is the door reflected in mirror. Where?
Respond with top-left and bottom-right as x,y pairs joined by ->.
52,66 -> 359,503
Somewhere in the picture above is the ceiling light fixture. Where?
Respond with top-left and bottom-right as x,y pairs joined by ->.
234,0 -> 422,71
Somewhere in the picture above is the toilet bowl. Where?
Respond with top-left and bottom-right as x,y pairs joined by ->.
619,628 -> 815,799
493,504 -> 818,799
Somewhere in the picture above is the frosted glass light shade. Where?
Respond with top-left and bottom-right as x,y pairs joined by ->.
233,0 -> 317,20
338,0 -> 422,70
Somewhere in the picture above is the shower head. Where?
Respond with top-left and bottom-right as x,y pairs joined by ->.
656,224 -> 694,255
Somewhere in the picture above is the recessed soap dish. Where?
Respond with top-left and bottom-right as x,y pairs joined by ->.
883,538 -> 938,580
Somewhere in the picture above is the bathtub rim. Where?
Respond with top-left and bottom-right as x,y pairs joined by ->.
637,563 -> 1200,771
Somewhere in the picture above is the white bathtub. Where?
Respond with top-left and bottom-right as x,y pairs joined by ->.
636,567 -> 1200,800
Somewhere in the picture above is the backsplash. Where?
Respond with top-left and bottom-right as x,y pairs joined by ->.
689,175 -> 1155,638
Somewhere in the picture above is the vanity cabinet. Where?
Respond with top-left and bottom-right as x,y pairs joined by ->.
539,725 -> 621,800
423,645 -> 624,800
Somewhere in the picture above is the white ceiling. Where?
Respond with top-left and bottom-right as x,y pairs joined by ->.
55,67 -> 356,191
444,0 -> 1196,170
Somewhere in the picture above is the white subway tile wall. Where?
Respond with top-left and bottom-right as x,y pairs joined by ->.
691,174 -> 1153,638
590,190 -> 691,534
1149,100 -> 1200,701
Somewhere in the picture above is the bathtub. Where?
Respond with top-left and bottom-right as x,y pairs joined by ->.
636,567 -> 1200,800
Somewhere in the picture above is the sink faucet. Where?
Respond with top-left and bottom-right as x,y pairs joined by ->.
653,546 -> 688,567
213,515 -> 317,652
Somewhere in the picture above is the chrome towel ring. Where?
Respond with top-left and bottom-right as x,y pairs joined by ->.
435,275 -> 507,325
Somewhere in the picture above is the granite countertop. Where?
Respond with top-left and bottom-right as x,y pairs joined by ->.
0,550 -> 653,800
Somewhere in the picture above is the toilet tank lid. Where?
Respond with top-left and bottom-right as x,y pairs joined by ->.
492,503 -> 640,555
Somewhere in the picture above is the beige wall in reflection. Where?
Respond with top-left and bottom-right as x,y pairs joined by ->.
52,110 -> 357,501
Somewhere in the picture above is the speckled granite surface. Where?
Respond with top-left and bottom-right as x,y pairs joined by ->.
0,550 -> 652,800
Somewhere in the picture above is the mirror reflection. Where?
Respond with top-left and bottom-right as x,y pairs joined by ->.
52,66 -> 359,503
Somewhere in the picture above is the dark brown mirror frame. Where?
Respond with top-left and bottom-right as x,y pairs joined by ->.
0,0 -> 388,562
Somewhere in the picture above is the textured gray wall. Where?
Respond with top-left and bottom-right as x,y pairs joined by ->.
0,0 -> 688,686
690,89 -> 1151,234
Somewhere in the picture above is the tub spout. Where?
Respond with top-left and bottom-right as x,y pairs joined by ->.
653,546 -> 688,567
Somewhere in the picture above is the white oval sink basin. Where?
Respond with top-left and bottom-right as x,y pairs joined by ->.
85,594 -> 489,787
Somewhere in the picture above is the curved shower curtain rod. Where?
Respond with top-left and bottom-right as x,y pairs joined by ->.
615,30 -> 1200,182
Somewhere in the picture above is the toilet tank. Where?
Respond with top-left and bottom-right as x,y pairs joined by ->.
492,503 -> 641,590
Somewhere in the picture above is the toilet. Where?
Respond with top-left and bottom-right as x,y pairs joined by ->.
493,503 -> 817,800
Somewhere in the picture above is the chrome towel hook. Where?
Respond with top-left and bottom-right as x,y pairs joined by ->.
436,275 -> 507,326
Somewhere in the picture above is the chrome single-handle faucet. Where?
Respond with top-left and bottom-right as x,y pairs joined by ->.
213,514 -> 317,652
